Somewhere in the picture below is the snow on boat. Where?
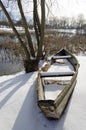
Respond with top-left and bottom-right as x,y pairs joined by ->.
37,49 -> 79,119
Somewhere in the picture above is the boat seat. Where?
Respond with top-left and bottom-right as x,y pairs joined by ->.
40,71 -> 75,77
52,55 -> 71,59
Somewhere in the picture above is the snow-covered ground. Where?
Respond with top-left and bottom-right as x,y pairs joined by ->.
0,56 -> 86,130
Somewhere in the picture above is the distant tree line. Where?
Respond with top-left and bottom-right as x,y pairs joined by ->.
0,11 -> 86,30
0,9 -> 33,28
46,14 -> 86,29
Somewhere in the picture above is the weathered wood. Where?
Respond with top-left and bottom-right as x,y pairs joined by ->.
52,55 -> 71,59
40,71 -> 75,77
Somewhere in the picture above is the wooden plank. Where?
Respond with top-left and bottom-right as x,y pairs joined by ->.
52,55 -> 71,59
40,71 -> 75,77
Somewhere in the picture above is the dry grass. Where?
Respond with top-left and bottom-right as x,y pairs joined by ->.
0,41 -> 24,62
44,33 -> 86,57
0,33 -> 86,63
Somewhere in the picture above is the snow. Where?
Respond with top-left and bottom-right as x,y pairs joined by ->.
0,56 -> 86,130
41,59 -> 74,100
44,84 -> 65,100
48,59 -> 74,73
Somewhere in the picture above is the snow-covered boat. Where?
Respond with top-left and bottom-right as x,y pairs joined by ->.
37,49 -> 79,119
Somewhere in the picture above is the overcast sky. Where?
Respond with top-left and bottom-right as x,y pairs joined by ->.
47,0 -> 86,19
1,0 -> 86,20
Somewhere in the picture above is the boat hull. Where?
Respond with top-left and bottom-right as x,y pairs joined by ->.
37,49 -> 79,119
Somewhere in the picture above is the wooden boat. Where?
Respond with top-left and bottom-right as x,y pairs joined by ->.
37,49 -> 79,119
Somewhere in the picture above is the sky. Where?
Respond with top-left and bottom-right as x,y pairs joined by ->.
1,0 -> 86,20
47,0 -> 86,19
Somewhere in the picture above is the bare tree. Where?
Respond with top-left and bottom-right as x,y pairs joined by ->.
0,0 -> 45,72
77,14 -> 85,27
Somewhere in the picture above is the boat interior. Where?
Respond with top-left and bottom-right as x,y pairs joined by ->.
41,57 -> 75,100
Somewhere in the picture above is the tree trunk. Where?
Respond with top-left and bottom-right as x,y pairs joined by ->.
17,0 -> 35,58
33,0 -> 41,47
36,0 -> 45,61
24,59 -> 39,72
0,0 -> 45,73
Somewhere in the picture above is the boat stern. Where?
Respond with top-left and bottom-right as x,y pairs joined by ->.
38,100 -> 60,119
